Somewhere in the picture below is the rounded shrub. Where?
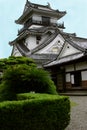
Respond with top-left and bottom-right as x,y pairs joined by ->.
0,64 -> 57,101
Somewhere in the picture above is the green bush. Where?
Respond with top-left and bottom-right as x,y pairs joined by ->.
0,94 -> 70,130
0,82 -> 17,101
0,56 -> 36,84
0,64 -> 57,101
0,56 -> 36,71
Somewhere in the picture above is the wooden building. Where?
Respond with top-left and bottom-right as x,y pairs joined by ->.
45,37 -> 87,91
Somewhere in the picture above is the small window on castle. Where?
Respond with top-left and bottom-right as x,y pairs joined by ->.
36,36 -> 41,41
36,36 -> 41,44
57,40 -> 62,46
67,46 -> 69,48
42,16 -> 50,25
48,31 -> 52,35
58,40 -> 60,43
37,41 -> 39,44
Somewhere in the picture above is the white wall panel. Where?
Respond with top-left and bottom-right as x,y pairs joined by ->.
82,71 -> 87,80
66,73 -> 70,82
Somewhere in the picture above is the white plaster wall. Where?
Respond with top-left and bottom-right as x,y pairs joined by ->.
37,34 -> 64,54
39,34 -> 49,44
58,34 -> 65,41
66,73 -> 70,82
65,65 -> 74,72
13,46 -> 22,56
82,71 -> 87,80
25,35 -> 37,50
51,18 -> 57,24
76,62 -> 87,70
71,75 -> 74,84
65,62 -> 87,72
32,14 -> 41,21
29,25 -> 43,29
60,42 -> 80,58
14,53 -> 22,56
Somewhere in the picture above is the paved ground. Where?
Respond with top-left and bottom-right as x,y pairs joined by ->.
66,96 -> 87,130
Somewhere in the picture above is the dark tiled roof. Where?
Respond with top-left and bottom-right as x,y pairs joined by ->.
44,34 -> 87,67
60,30 -> 87,52
29,53 -> 57,65
15,1 -> 66,24
44,52 -> 84,67
16,43 -> 30,56
30,53 -> 57,60
18,26 -> 59,35
9,26 -> 59,45
70,36 -> 87,49
23,0 -> 66,15
24,0 -> 53,13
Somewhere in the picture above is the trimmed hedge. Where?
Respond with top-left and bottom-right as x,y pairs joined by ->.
0,94 -> 70,130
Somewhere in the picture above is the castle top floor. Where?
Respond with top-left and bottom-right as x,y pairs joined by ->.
15,0 -> 66,25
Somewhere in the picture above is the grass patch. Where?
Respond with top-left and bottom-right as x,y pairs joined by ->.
71,101 -> 78,107
17,93 -> 59,100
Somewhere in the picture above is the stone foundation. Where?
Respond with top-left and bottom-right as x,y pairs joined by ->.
66,82 -> 72,89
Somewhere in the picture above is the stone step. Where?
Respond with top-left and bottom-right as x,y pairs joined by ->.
59,91 -> 87,96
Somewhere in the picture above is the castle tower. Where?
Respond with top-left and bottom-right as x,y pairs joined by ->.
9,0 -> 66,66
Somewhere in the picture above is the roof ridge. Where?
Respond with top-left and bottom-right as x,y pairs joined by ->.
25,0 -> 52,10
72,36 -> 87,40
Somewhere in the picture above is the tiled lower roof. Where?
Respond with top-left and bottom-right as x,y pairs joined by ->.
44,52 -> 84,67
30,53 -> 57,60
70,36 -> 87,49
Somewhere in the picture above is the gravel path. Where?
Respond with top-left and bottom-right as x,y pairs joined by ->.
66,96 -> 87,130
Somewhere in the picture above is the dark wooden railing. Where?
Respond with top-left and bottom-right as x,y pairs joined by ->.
18,20 -> 65,34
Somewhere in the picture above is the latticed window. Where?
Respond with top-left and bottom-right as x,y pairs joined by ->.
42,16 -> 50,25
36,35 -> 41,44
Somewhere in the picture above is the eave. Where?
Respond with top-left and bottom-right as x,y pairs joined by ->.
44,52 -> 85,68
9,26 -> 59,46
9,30 -> 29,46
15,7 -> 33,24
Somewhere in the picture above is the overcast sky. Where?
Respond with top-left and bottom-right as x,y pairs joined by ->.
0,0 -> 87,58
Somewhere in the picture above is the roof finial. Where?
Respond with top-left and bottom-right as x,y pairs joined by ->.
47,2 -> 51,8
26,0 -> 30,4
26,0 -> 31,6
